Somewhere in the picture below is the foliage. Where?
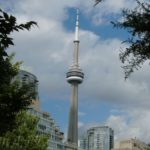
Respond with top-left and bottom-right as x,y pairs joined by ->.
0,8 -> 37,135
0,8 -> 48,150
0,8 -> 37,56
112,0 -> 150,78
95,0 -> 150,78
94,0 -> 104,6
0,111 -> 48,150
0,55 -> 36,135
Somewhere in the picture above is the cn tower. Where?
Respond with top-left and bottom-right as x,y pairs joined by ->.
66,9 -> 84,148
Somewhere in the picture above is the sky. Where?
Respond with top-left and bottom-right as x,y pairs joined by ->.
1,0 -> 150,144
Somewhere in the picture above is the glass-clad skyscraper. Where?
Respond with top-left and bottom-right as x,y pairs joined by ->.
15,70 -> 39,98
80,126 -> 114,150
14,70 -> 40,110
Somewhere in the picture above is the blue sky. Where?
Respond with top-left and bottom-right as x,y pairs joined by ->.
1,0 -> 150,143
64,8 -> 129,40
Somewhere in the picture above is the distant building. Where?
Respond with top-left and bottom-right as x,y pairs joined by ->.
79,135 -> 88,150
28,108 -> 65,150
15,70 -> 40,110
113,138 -> 148,150
79,126 -> 114,150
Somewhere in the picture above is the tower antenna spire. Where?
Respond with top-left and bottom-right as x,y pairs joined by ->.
74,8 -> 79,41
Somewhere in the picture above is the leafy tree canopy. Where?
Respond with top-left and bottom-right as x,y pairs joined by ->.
0,111 -> 48,150
0,8 -> 37,56
112,0 -> 150,78
0,8 -> 37,135
94,0 -> 104,6
95,0 -> 150,79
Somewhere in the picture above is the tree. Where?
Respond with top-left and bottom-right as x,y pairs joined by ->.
112,0 -> 150,79
94,0 -> 104,6
0,111 -> 48,150
0,8 -> 48,150
147,144 -> 150,150
95,0 -> 150,78
0,8 -> 37,135
0,8 -> 37,57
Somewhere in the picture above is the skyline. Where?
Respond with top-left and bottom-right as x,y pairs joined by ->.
1,0 -> 150,143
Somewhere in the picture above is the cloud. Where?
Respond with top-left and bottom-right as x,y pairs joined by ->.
6,0 -> 150,113
79,0 -> 137,25
106,108 -> 150,143
1,0 -> 137,26
79,108 -> 150,143
79,112 -> 86,117
78,122 -> 84,128
2,0 -> 150,142
11,18 -> 150,109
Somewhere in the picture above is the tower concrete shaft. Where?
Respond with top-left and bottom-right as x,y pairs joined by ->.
67,83 -> 78,144
66,9 -> 84,147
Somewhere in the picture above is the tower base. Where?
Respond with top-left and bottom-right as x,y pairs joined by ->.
65,142 -> 78,150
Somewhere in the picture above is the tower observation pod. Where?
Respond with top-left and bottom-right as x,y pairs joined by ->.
66,9 -> 84,149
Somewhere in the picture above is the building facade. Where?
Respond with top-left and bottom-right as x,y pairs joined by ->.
28,108 -> 65,150
113,138 -> 148,150
15,70 -> 40,110
15,70 -> 39,95
80,126 -> 114,150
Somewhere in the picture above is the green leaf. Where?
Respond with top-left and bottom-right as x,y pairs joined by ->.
3,12 -> 9,20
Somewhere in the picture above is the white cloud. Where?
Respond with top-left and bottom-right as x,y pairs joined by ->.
79,108 -> 150,143
2,0 -> 150,142
78,121 -> 84,128
106,108 -> 150,143
1,0 -> 137,25
6,0 -> 150,113
79,112 -> 86,117
79,0 -> 137,25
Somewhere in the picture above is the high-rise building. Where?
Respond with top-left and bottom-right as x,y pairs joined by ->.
66,9 -> 84,150
28,108 -> 65,150
15,70 -> 39,95
79,126 -> 114,150
16,70 -> 65,150
15,70 -> 40,110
